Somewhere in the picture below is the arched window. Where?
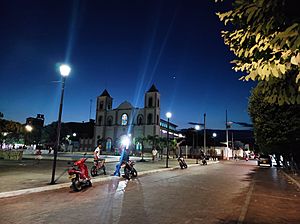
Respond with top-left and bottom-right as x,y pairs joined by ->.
157,115 -> 159,125
136,142 -> 142,151
107,116 -> 113,126
121,113 -> 128,125
137,115 -> 143,125
106,138 -> 112,151
148,97 -> 153,107
157,99 -> 160,107
147,113 -> 153,125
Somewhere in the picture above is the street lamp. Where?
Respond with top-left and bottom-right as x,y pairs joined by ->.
25,125 -> 33,132
212,132 -> 217,161
212,132 -> 217,149
166,112 -> 172,168
24,125 -> 33,146
50,64 -> 71,184
195,125 -> 200,164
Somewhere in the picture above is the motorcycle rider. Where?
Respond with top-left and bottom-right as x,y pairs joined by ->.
114,147 -> 129,176
94,144 -> 102,168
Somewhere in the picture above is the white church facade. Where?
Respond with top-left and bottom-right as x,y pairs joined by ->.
94,84 -> 165,152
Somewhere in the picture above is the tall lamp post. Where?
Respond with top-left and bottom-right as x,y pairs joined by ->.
212,132 -> 217,149
25,125 -> 33,146
50,64 -> 71,184
195,125 -> 200,164
212,132 -> 217,161
166,112 -> 172,168
203,113 -> 206,154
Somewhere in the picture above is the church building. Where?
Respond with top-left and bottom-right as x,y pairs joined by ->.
94,84 -> 162,152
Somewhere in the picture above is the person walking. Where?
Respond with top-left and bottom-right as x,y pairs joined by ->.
35,148 -> 42,165
152,147 -> 158,162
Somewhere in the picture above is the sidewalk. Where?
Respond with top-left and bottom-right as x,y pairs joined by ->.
0,154 -> 217,198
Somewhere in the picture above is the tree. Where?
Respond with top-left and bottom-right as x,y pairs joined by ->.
134,136 -> 148,162
248,82 -> 300,165
157,137 -> 167,159
0,119 -> 24,147
146,135 -> 160,149
217,0 -> 300,105
41,122 -> 71,149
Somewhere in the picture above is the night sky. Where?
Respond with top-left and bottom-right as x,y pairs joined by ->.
0,0 -> 254,129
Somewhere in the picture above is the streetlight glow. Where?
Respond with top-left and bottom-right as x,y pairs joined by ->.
72,133 -> 76,137
212,132 -> 217,138
59,64 -> 71,77
195,125 -> 200,130
25,125 -> 33,132
166,112 -> 172,119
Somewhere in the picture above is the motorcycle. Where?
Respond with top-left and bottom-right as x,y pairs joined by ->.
121,160 -> 137,180
68,153 -> 92,192
178,156 -> 188,169
90,158 -> 106,177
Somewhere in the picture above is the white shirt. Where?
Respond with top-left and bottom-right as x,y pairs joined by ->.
94,147 -> 101,158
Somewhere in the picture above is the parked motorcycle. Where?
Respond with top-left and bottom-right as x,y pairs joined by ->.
90,158 -> 106,177
178,156 -> 188,169
121,160 -> 137,180
68,153 -> 92,192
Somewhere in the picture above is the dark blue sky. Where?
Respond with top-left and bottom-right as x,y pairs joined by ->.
0,0 -> 254,129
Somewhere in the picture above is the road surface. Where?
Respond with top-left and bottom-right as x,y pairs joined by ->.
1,160 -> 299,224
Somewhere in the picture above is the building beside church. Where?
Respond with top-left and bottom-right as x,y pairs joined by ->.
94,84 -> 177,152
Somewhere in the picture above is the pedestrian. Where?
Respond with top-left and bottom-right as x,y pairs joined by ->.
35,148 -> 42,165
152,147 -> 158,162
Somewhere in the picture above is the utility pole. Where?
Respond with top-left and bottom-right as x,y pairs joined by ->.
232,132 -> 234,159
226,110 -> 229,160
203,113 -> 206,154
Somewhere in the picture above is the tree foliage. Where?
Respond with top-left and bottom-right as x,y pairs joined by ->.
217,0 -> 300,105
248,82 -> 300,160
0,119 -> 24,146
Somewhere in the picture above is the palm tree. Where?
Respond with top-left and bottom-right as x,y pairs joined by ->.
135,136 -> 147,162
146,135 -> 160,149
157,137 -> 167,159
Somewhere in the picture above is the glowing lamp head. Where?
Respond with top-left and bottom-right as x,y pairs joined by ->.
195,125 -> 200,130
212,132 -> 217,138
73,133 -> 77,137
25,125 -> 33,132
59,64 -> 71,77
166,112 -> 172,119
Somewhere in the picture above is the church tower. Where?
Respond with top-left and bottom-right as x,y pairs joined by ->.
144,84 -> 160,136
94,89 -> 113,146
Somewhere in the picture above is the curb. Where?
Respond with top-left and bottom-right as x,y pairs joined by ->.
280,170 -> 300,189
0,161 -> 219,199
